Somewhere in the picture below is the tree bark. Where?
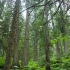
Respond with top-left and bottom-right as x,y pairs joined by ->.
34,29 -> 38,61
12,34 -> 19,67
60,5 -> 68,53
12,10 -> 19,67
22,0 -> 30,67
44,0 -> 51,70
3,0 -> 20,70
56,41 -> 60,59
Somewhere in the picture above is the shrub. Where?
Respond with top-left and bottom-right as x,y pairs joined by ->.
0,57 -> 5,68
28,60 -> 45,70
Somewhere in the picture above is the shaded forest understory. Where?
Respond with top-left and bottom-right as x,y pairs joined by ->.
0,0 -> 70,70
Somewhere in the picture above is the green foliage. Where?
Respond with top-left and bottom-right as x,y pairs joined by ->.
22,60 -> 45,70
22,66 -> 29,70
51,39 -> 57,45
0,57 -> 5,66
61,55 -> 70,69
28,60 -> 39,70
0,0 -> 70,70
51,34 -> 69,45
21,55 -> 70,70
38,55 -> 46,66
51,55 -> 70,70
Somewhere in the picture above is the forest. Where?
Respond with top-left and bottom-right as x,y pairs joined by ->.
0,0 -> 70,70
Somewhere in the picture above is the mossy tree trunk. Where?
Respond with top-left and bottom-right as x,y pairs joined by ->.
3,0 -> 20,70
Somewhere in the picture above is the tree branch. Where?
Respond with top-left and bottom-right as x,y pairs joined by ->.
20,0 -> 43,14
43,0 -> 63,25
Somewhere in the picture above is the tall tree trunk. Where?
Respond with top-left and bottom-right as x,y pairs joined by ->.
12,11 -> 20,67
44,0 -> 51,70
22,0 -> 30,67
12,32 -> 19,67
60,6 -> 68,53
3,0 -> 20,70
56,41 -> 60,59
33,9 -> 38,61
34,29 -> 38,61
63,39 -> 67,53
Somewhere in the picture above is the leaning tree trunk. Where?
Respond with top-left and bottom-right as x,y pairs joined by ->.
44,0 -> 51,70
3,0 -> 20,70
22,0 -> 30,67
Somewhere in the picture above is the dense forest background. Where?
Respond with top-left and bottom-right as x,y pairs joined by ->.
0,0 -> 70,70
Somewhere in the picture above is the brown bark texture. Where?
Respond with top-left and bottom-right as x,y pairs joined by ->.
3,0 -> 20,70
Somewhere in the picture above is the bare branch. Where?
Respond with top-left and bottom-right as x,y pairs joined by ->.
43,0 -> 63,25
53,0 -> 62,15
20,0 -> 43,14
